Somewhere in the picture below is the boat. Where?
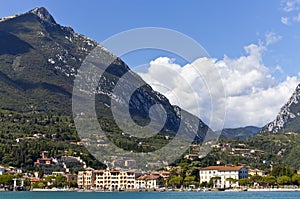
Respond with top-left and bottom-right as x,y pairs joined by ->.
159,187 -> 166,192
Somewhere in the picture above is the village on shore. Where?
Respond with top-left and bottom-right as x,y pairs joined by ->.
1,150 -> 300,193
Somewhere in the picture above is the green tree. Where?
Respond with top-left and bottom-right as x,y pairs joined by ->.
277,175 -> 291,185
238,178 -> 250,187
32,182 -> 45,189
54,175 -> 67,188
179,162 -> 189,184
271,166 -> 296,178
69,180 -> 78,188
44,175 -> 55,187
250,175 -> 263,186
263,176 -> 276,187
168,176 -> 182,188
292,174 -> 300,186
183,176 -> 195,186
0,174 -> 14,186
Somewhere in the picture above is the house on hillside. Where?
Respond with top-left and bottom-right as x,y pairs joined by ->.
248,169 -> 265,177
35,151 -> 53,165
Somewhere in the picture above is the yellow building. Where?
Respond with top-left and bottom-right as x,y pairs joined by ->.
77,168 -> 95,189
94,169 -> 137,190
248,169 -> 265,177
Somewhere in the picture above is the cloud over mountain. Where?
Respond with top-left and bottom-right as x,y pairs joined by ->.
136,40 -> 299,128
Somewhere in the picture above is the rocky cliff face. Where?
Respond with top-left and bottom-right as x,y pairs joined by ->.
262,84 -> 300,133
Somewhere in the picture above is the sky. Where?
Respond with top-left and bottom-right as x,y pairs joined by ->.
1,0 -> 300,128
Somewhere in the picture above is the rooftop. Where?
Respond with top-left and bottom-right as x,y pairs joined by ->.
200,165 -> 244,171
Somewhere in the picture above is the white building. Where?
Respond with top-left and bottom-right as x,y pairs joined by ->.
135,175 -> 160,189
199,165 -> 248,188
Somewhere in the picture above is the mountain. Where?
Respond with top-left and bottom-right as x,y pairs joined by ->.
220,126 -> 261,140
261,84 -> 300,134
0,7 -> 213,167
0,7 -> 99,113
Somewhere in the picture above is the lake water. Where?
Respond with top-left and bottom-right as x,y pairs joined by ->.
1,191 -> 300,199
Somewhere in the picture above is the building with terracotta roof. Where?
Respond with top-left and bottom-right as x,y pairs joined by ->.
199,165 -> 248,188
77,168 -> 167,190
136,174 -> 160,189
35,151 -> 53,165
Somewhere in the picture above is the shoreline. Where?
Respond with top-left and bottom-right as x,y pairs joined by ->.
2,187 -> 300,193
24,188 -> 300,192
247,188 -> 300,192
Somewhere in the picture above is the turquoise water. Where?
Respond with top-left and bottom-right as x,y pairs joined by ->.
1,192 -> 300,199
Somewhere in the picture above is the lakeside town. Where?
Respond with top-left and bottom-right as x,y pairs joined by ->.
1,2 -> 300,199
1,149 -> 300,192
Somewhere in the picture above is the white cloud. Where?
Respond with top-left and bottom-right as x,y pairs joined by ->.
281,16 -> 290,25
224,76 -> 299,128
265,32 -> 282,45
136,42 -> 300,129
280,0 -> 300,24
281,0 -> 300,12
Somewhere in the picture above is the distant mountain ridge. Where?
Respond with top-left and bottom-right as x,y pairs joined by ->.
262,83 -> 300,134
220,126 -> 261,140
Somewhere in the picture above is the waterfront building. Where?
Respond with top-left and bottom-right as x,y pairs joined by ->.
199,165 -> 248,188
77,168 -> 95,189
135,174 -> 160,189
93,169 -> 137,190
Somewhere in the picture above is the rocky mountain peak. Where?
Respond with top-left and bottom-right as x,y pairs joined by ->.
261,83 -> 300,133
29,7 -> 56,24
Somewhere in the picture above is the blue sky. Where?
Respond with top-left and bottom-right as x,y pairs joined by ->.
0,0 -> 299,76
1,0 -> 300,128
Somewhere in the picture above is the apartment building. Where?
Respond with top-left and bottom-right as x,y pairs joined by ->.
199,165 -> 248,188
93,169 -> 137,190
77,168 -> 95,189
